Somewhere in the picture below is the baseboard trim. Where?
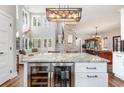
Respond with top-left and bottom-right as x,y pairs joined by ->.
10,71 -> 18,79
115,74 -> 124,81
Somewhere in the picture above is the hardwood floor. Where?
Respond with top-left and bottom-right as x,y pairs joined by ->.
0,65 -> 24,87
1,65 -> 124,87
108,73 -> 124,87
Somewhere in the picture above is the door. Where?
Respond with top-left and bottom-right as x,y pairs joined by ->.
51,63 -> 74,87
28,63 -> 51,87
0,12 -> 12,85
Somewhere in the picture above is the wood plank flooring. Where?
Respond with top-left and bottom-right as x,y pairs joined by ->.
1,65 -> 124,87
0,65 -> 24,87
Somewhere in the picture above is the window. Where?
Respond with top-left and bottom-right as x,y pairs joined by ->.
68,35 -> 73,43
48,39 -> 52,47
38,39 -> 41,48
103,37 -> 108,49
33,39 -> 38,48
22,8 -> 30,32
44,39 -> 47,48
33,17 -> 36,26
32,15 -> 42,27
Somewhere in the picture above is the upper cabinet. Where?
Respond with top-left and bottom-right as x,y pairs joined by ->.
113,36 -> 124,52
121,8 -> 124,40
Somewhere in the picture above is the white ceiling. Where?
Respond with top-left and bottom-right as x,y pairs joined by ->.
24,5 -> 124,35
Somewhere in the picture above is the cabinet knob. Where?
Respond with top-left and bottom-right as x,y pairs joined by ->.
0,52 -> 4,55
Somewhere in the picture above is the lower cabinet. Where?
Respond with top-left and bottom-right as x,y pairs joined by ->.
75,63 -> 108,87
113,52 -> 124,80
75,73 -> 108,87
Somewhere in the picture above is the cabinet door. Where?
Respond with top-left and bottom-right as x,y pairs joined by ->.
113,57 -> 120,75
113,53 -> 124,76
75,73 -> 108,87
0,13 -> 12,85
75,63 -> 107,73
51,63 -> 74,87
117,55 -> 124,78
0,44 -> 9,85
113,36 -> 121,51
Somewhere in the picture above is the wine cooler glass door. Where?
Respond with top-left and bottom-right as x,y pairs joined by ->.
28,63 -> 50,87
51,63 -> 74,87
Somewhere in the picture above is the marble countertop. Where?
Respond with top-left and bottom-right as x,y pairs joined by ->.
22,53 -> 110,63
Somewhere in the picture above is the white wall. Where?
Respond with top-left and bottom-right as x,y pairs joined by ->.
17,6 -> 57,52
100,26 -> 120,51
31,13 -> 57,51
17,5 -> 31,49
31,24 -> 56,51
0,5 -> 17,76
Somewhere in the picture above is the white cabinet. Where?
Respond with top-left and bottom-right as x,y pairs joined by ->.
75,63 -> 107,73
113,52 -> 124,80
121,8 -> 124,40
75,63 -> 108,87
0,10 -> 15,85
75,73 -> 108,87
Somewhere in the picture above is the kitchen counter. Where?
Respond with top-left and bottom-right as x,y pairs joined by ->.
22,53 -> 110,63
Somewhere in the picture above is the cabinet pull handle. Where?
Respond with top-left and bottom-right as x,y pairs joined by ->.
116,55 -> 122,57
51,72 -> 54,87
48,72 -> 51,87
86,67 -> 96,69
87,75 -> 98,78
0,52 -> 4,55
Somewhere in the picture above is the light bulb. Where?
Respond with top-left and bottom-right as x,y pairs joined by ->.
56,15 -> 60,19
68,15 -> 72,18
49,13 -> 55,18
62,13 -> 66,17
73,14 -> 78,18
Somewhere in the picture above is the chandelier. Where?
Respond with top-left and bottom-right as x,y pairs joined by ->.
46,7 -> 82,22
92,26 -> 101,38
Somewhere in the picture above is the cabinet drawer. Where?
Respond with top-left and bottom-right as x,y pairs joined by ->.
113,53 -> 124,61
75,73 -> 108,87
75,63 -> 107,72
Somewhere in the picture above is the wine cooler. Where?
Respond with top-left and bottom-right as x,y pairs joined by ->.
28,63 -> 50,87
28,62 -> 74,87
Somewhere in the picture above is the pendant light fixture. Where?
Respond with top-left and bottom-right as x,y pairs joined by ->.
92,26 -> 101,38
46,5 -> 82,22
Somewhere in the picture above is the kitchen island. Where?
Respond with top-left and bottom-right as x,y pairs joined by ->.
22,53 -> 109,87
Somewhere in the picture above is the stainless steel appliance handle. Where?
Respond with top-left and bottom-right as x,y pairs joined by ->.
51,71 -> 54,87
48,72 -> 51,87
